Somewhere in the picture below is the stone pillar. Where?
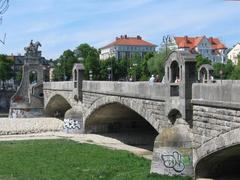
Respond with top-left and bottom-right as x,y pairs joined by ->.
63,107 -> 84,134
72,63 -> 84,102
151,122 -> 194,177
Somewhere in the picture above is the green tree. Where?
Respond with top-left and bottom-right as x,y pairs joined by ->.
84,48 -> 100,80
213,60 -> 234,79
0,55 -> 14,89
231,62 -> 240,80
74,43 -> 94,60
224,60 -> 234,79
139,52 -> 153,80
15,67 -> 22,83
213,62 -> 224,79
147,51 -> 168,80
195,54 -> 211,70
52,50 -> 79,81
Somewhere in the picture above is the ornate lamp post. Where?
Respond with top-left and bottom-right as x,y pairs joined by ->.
162,35 -> 171,55
57,62 -> 61,81
133,63 -> 138,81
89,70 -> 93,80
63,56 -> 66,80
107,67 -> 112,81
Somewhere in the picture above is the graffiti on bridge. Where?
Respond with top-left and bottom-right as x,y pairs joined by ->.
64,118 -> 81,130
161,151 -> 186,173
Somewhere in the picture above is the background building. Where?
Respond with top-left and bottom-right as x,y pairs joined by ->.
162,36 -> 227,63
0,54 -> 52,90
228,43 -> 240,65
100,35 -> 156,60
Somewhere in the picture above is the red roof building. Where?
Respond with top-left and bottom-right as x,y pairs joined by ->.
166,36 -> 227,63
100,35 -> 156,60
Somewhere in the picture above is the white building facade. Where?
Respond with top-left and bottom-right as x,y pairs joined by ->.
163,36 -> 227,63
100,35 -> 156,60
227,43 -> 240,65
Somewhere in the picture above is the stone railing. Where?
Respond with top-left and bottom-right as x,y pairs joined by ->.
82,81 -> 167,101
192,81 -> 240,109
43,81 -> 74,91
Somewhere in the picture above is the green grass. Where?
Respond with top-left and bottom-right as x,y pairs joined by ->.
0,139 -> 191,180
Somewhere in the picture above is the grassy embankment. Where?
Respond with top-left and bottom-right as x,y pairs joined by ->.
0,139 -> 191,180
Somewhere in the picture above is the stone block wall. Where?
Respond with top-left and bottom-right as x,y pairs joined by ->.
192,81 -> 240,149
192,105 -> 240,148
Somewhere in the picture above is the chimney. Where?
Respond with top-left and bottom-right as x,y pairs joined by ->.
137,35 -> 142,40
184,36 -> 188,42
120,35 -> 123,39
116,37 -> 119,40
124,34 -> 127,39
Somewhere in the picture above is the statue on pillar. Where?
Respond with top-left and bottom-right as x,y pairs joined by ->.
24,40 -> 42,57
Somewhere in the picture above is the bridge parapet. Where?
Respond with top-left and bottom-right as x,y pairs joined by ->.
43,81 -> 74,91
192,81 -> 240,109
82,81 -> 167,101
192,81 -> 240,162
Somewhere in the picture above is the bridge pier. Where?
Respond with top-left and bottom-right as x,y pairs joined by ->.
64,107 -> 84,134
151,119 -> 194,177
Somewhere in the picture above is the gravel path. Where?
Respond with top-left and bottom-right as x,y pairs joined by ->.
0,117 -> 152,160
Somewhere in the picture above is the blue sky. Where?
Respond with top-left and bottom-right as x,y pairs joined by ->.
0,0 -> 240,59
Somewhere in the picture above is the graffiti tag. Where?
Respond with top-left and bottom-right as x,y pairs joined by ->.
64,118 -> 81,130
161,151 -> 185,173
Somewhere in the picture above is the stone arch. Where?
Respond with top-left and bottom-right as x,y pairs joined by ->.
84,96 -> 161,132
194,128 -> 240,179
170,61 -> 180,83
29,70 -> 38,84
45,94 -> 72,118
83,96 -> 162,150
198,64 -> 213,83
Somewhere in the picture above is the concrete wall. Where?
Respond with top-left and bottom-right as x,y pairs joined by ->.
0,118 -> 63,135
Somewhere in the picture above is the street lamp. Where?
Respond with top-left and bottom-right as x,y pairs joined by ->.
107,67 -> 112,81
57,62 -> 61,81
133,63 -> 138,81
62,55 -> 66,80
219,69 -> 223,84
162,35 -> 171,55
89,70 -> 93,80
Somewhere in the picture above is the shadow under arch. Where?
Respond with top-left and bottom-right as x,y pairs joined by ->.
85,102 -> 159,151
195,144 -> 240,179
45,94 -> 71,119
195,129 -> 240,179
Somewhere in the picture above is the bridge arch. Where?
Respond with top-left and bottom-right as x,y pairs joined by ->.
195,128 -> 240,179
45,94 -> 72,118
84,96 -> 161,150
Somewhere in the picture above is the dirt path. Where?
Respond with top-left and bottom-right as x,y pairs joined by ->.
0,132 -> 153,160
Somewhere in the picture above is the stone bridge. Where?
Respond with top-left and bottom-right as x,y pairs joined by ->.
42,51 -> 240,179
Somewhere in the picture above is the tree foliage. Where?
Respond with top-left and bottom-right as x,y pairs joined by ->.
213,60 -> 234,79
231,60 -> 240,80
195,54 -> 211,70
0,55 -> 13,88
147,51 -> 169,80
52,50 -> 79,81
